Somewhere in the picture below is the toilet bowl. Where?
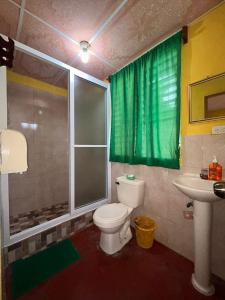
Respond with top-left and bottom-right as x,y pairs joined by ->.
93,176 -> 144,255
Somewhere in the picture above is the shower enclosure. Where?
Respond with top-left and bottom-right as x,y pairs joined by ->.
0,36 -> 110,247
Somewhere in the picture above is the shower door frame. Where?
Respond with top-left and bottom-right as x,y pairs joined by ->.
0,34 -> 111,247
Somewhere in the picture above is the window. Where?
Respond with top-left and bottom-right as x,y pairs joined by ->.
110,32 -> 181,169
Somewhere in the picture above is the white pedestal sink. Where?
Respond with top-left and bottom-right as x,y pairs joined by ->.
173,174 -> 223,296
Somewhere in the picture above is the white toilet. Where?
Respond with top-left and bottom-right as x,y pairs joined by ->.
93,176 -> 144,255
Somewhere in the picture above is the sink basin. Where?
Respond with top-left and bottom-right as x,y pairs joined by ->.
173,174 -> 220,202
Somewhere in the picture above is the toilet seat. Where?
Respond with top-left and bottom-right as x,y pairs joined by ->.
94,203 -> 128,228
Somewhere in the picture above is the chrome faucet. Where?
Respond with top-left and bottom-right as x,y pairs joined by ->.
213,182 -> 225,199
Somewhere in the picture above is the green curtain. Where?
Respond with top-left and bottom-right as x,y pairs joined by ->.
110,32 -> 181,169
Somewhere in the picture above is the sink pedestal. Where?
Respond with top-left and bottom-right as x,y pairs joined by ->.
192,201 -> 215,296
172,174 -> 224,296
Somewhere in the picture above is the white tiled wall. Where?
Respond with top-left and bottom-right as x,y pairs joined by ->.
111,133 -> 225,280
7,82 -> 69,216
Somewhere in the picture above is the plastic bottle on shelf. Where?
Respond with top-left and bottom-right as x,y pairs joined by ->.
208,155 -> 222,181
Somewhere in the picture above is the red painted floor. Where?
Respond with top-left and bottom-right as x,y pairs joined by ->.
6,225 -> 225,300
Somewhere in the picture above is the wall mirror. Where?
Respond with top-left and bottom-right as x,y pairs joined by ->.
189,72 -> 225,123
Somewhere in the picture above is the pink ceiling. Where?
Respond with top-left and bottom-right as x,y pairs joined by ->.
92,0 -> 223,69
0,0 -> 223,82
20,14 -> 79,65
25,0 -> 122,42
0,0 -> 20,39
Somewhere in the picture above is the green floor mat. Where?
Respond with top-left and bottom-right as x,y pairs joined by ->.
12,239 -> 80,299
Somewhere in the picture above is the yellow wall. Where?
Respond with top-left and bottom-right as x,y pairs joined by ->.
181,2 -> 225,136
7,70 -> 67,98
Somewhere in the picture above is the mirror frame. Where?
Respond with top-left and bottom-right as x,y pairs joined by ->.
189,72 -> 225,124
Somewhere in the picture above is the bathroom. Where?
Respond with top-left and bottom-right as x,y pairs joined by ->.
0,0 -> 225,299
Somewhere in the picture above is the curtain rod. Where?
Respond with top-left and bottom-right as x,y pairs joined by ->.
107,26 -> 187,81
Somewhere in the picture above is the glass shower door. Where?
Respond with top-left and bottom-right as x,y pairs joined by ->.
6,50 -> 69,235
74,76 -> 107,209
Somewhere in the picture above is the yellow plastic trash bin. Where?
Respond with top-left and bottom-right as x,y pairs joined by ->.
134,216 -> 156,249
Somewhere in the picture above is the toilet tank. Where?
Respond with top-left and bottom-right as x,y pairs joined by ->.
116,176 -> 144,208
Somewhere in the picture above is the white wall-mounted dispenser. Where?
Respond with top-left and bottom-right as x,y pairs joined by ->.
0,129 -> 28,174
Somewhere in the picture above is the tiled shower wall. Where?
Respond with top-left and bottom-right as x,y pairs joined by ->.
4,211 -> 93,266
7,81 -> 69,217
111,133 -> 225,281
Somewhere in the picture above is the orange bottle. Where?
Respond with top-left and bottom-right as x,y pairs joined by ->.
208,156 -> 222,181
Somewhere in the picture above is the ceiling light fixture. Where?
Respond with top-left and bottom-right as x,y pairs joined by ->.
79,41 -> 90,63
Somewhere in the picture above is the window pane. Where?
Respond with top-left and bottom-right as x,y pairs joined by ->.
75,148 -> 107,208
74,76 -> 106,145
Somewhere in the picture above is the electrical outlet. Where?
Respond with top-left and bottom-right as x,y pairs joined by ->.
212,125 -> 225,135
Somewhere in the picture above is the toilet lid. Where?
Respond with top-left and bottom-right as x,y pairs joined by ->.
94,203 -> 127,222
